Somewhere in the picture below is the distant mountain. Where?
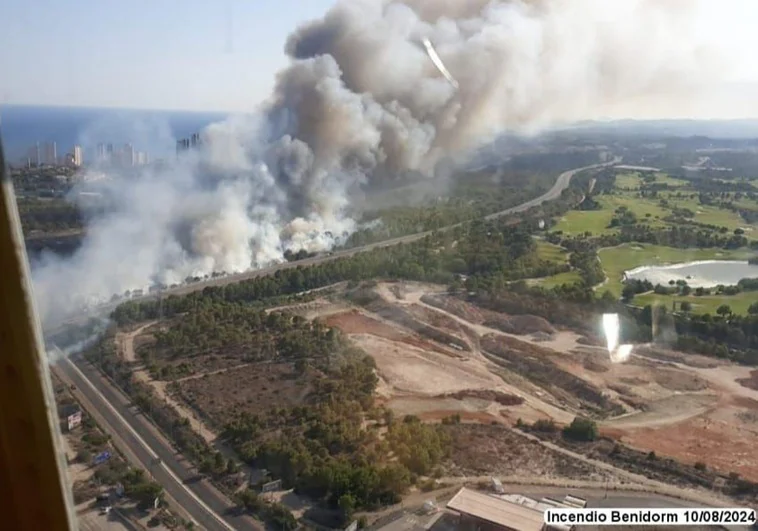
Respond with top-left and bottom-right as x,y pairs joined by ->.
562,119 -> 758,139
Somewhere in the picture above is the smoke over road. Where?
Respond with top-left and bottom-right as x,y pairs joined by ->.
32,0 -> 726,326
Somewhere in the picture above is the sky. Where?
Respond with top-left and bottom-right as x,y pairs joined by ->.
2,0 -> 758,117
0,0 -> 335,112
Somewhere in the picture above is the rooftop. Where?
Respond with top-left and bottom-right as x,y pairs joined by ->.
446,488 -> 544,531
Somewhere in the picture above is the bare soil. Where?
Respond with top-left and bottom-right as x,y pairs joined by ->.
653,368 -> 709,393
437,389 -> 524,406
324,310 -> 405,340
175,362 -> 313,430
620,413 -> 758,481
443,423 -> 617,482
737,369 -> 758,391
122,279 -> 758,491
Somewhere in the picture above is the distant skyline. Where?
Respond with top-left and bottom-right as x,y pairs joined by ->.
3,1 -> 758,118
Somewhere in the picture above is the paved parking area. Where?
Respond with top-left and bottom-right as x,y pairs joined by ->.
76,509 -> 130,531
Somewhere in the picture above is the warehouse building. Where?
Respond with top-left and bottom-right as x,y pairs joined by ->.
446,488 -> 546,531
445,488 -> 581,531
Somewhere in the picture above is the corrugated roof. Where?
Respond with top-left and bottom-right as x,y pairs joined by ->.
446,488 -> 544,531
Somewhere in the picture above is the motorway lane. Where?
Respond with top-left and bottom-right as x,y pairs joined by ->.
58,356 -> 260,531
149,162 -> 611,300
179,162 -> 607,282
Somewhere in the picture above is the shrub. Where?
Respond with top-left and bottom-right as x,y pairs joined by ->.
532,419 -> 558,433
562,417 -> 598,442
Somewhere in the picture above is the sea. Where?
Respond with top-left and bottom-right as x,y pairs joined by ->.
0,104 -> 229,165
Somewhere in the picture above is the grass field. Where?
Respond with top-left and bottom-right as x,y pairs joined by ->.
530,239 -> 579,287
615,173 -> 642,190
733,198 -> 758,211
615,172 -> 688,190
660,197 -> 752,232
529,240 -> 758,313
634,290 -> 758,316
534,270 -> 582,288
534,239 -> 570,263
554,171 -> 755,237
655,174 -> 689,187
554,194 -> 669,235
546,172 -> 758,312
598,243 -> 754,296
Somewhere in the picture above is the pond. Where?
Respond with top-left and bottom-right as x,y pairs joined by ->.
623,260 -> 758,289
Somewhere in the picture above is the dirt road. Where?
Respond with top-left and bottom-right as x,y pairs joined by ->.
115,322 -> 155,363
116,325 -> 217,444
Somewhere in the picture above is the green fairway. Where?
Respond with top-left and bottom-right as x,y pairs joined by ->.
554,170 -> 755,237
598,243 -> 754,296
614,172 -> 688,190
654,174 -> 689,187
547,170 -> 758,314
530,239 -> 580,287
534,239 -> 570,263
615,173 -> 643,190
634,291 -> 758,316
733,197 -> 758,212
554,194 -> 669,235
535,270 -> 582,288
659,197 -> 751,232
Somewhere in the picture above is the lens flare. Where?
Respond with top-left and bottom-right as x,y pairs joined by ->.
602,313 -> 619,353
602,313 -> 633,363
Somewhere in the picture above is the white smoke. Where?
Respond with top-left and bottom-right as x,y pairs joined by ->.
32,0 -> 731,327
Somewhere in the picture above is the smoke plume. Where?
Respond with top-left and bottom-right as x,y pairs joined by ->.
33,0 -> 726,327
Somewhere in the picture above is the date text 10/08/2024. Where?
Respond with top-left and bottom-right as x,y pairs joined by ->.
544,508 -> 757,526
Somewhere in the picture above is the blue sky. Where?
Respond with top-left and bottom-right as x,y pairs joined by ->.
3,1 -> 758,116
0,0 -> 335,111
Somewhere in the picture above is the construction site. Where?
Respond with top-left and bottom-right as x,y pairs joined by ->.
111,280 -> 758,521
276,281 -> 758,481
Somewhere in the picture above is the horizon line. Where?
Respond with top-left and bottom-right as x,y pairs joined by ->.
0,102 -> 247,116
5,103 -> 758,124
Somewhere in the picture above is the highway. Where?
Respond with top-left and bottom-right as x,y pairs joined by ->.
47,159 -> 615,529
146,160 -> 611,299
46,159 -> 615,335
56,356 -> 258,531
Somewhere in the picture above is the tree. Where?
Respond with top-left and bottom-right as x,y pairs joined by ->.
214,451 -> 225,472
748,302 -> 758,315
680,301 -> 692,312
716,304 -> 732,318
338,493 -> 357,520
562,417 -> 598,442
76,449 -> 92,463
532,419 -> 558,433
127,481 -> 163,505
621,284 -> 637,302
600,290 -> 617,306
